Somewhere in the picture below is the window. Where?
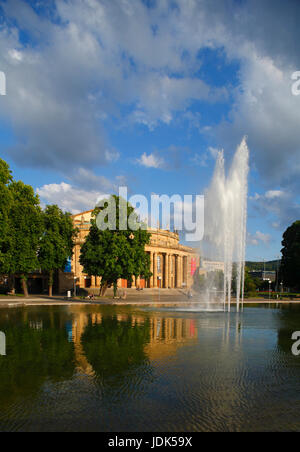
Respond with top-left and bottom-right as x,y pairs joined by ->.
157,255 -> 161,273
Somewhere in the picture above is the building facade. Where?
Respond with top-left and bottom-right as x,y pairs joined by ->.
201,260 -> 225,273
71,210 -> 199,290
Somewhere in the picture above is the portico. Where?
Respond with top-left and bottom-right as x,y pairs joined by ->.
147,251 -> 189,289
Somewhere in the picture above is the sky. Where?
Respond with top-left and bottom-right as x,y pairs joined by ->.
0,0 -> 300,261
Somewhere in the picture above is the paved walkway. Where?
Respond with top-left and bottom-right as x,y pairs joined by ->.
0,290 -> 299,308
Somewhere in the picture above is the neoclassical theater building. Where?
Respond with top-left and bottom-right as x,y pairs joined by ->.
71,210 -> 199,290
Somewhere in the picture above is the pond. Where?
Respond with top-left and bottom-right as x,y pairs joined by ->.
0,303 -> 299,432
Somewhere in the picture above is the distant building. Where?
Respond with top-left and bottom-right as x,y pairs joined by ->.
201,260 -> 225,273
250,270 -> 276,282
72,210 -> 199,290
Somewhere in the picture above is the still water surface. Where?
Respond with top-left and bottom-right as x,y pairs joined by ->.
0,304 -> 300,432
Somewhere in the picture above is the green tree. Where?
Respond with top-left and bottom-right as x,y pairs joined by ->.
280,221 -> 300,291
232,265 -> 257,296
80,196 -> 151,297
38,205 -> 78,296
193,272 -> 206,291
244,267 -> 257,296
7,181 -> 43,297
0,159 -> 13,274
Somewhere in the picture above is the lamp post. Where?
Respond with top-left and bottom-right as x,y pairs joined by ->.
158,276 -> 162,300
275,255 -> 280,292
268,279 -> 271,300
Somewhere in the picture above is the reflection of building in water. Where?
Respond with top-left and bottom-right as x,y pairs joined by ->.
29,320 -> 43,330
67,309 -> 198,372
145,317 -> 198,360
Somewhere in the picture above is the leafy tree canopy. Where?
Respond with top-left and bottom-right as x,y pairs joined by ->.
6,181 -> 43,295
280,221 -> 300,291
0,159 -> 13,273
80,196 -> 151,295
38,205 -> 77,295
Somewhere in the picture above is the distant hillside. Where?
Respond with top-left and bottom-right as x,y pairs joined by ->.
246,260 -> 280,271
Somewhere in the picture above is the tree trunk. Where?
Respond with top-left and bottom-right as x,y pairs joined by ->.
21,275 -> 29,297
48,270 -> 53,297
8,275 -> 15,295
100,281 -> 108,297
113,281 -> 118,298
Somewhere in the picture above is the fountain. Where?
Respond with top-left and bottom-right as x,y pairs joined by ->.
145,137 -> 249,314
202,137 -> 249,312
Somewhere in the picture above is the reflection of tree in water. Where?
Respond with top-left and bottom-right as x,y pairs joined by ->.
277,305 -> 300,355
81,316 -> 153,387
0,308 -> 75,405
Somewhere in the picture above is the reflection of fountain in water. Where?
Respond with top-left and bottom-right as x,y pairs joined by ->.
198,137 -> 249,312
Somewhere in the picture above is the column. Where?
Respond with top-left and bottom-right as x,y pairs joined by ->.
136,276 -> 141,289
169,254 -> 172,288
150,252 -> 154,288
164,253 -> 169,288
176,255 -> 180,288
178,255 -> 182,288
132,275 -> 136,288
183,256 -> 188,286
175,255 -> 180,288
153,252 -> 157,288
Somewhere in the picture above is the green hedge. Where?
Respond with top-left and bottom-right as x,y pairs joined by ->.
258,292 -> 300,299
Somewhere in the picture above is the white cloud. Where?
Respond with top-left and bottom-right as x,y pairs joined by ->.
8,49 -> 23,62
208,147 -> 220,159
0,0 -> 300,201
137,152 -> 165,169
190,153 -> 209,167
247,231 -> 271,246
218,54 -> 300,186
250,190 -> 287,202
264,190 -> 286,200
250,189 -> 300,230
73,168 -> 121,192
191,146 -> 220,167
105,148 -> 120,163
0,0 -> 229,173
36,166 -> 128,213
37,182 -> 104,214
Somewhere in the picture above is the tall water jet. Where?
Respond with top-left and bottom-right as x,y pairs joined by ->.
202,137 -> 249,312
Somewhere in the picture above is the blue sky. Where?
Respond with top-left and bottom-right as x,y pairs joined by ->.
0,0 -> 300,261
